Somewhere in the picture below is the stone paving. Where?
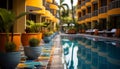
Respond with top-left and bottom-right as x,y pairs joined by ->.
47,34 -> 64,69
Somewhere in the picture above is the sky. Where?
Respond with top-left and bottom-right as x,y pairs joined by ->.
55,0 -> 78,9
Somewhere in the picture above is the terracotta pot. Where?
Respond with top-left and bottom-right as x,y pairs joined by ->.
37,33 -> 42,41
0,33 -> 21,52
21,33 -> 40,46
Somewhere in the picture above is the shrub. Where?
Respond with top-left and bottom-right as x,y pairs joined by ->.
29,38 -> 40,47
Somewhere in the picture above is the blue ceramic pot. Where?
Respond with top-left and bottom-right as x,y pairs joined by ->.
0,52 -> 21,69
24,46 -> 42,60
43,37 -> 51,43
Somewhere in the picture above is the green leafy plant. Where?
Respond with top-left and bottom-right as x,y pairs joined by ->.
0,8 -> 28,52
25,20 -> 47,33
29,38 -> 40,47
44,31 -> 52,37
5,42 -> 16,52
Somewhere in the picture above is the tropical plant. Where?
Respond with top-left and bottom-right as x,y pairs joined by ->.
0,8 -> 28,52
59,0 -> 69,32
70,0 -> 75,23
29,38 -> 40,47
25,20 -> 47,33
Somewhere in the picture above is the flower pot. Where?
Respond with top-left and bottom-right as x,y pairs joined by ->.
0,52 -> 21,69
43,37 -> 51,43
24,46 -> 42,60
21,33 -> 39,46
0,33 -> 21,52
37,33 -> 42,41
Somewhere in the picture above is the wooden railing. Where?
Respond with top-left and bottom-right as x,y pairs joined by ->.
86,13 -> 91,18
99,6 -> 107,14
92,10 -> 98,16
108,0 -> 120,10
85,0 -> 90,2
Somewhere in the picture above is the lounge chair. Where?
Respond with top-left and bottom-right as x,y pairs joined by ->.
98,30 -> 105,36
86,29 -> 93,34
105,29 -> 116,37
86,29 -> 97,35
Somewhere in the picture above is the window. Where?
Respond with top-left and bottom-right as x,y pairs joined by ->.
0,0 -> 13,10
29,14 -> 36,23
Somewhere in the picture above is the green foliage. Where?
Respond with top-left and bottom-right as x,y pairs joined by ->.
59,4 -> 69,17
0,8 -> 28,42
0,8 -> 15,33
25,20 -> 45,33
29,38 -> 40,47
44,31 -> 54,37
5,42 -> 16,52
0,8 -> 28,52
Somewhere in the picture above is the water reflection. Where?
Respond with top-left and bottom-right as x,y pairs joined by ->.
61,36 -> 120,69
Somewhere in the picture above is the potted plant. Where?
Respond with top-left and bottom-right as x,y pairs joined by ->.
0,8 -> 28,52
43,31 -> 53,43
0,42 -> 21,69
0,8 -> 28,69
24,38 -> 41,59
21,20 -> 43,46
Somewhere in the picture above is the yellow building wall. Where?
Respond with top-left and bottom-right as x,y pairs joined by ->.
13,0 -> 26,33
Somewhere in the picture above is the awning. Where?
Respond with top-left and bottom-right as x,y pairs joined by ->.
31,6 -> 45,14
46,0 -> 53,3
50,4 -> 58,10
41,10 -> 52,18
26,0 -> 43,11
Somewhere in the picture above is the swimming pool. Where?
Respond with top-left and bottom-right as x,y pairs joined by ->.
61,34 -> 120,69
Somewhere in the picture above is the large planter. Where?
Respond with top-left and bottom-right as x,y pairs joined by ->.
24,46 -> 42,59
0,52 -> 21,69
0,33 -> 21,52
21,33 -> 41,46
37,33 -> 43,41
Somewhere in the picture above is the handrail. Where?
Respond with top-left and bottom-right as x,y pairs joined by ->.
108,0 -> 120,10
92,10 -> 98,16
99,6 -> 107,14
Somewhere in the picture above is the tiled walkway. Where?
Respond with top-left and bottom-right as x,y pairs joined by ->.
47,34 -> 64,69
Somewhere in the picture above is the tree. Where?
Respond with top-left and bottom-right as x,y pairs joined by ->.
59,0 -> 69,32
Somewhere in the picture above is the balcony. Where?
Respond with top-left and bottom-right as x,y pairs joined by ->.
85,0 -> 90,2
108,0 -> 120,10
92,10 -> 98,16
78,17 -> 83,21
82,15 -> 86,20
80,1 -> 85,6
99,6 -> 107,14
86,13 -> 91,18
78,15 -> 86,21
77,5 -> 81,9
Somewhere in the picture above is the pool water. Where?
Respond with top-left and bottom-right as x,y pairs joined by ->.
61,35 -> 120,69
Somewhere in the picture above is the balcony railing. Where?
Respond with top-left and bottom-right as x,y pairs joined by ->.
92,10 -> 98,16
80,1 -> 85,6
83,15 -> 86,20
99,6 -> 107,14
77,5 -> 81,9
108,0 -> 120,10
78,17 -> 83,21
78,15 -> 86,21
85,0 -> 90,2
86,13 -> 91,18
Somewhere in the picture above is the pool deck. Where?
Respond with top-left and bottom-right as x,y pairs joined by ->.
47,34 -> 64,69
18,33 -> 119,69
60,33 -> 120,41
